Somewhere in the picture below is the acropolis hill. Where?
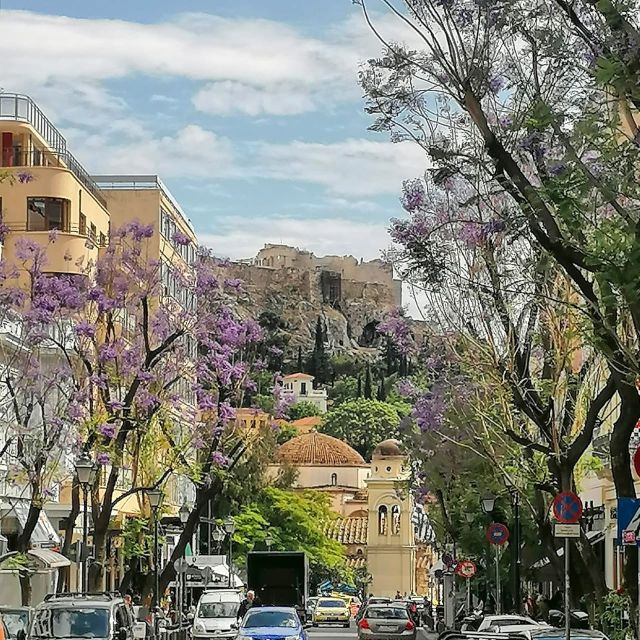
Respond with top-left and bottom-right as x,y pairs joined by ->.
215,244 -> 407,357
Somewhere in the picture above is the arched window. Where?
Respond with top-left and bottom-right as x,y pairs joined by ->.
378,505 -> 388,535
331,473 -> 337,486
391,505 -> 401,535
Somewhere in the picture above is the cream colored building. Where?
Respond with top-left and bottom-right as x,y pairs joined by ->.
366,439 -> 416,597
283,373 -> 328,413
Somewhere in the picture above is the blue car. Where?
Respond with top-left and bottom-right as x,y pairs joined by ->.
237,607 -> 307,640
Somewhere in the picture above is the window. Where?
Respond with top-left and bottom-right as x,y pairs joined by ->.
89,223 -> 97,241
79,213 -> 87,235
99,232 -> 106,247
27,197 -> 70,232
378,505 -> 388,535
391,505 -> 401,535
300,382 -> 307,395
331,473 -> 337,486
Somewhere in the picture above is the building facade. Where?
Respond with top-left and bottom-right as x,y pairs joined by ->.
282,373 -> 328,413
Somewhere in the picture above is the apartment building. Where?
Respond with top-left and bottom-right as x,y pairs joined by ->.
0,94 -> 197,588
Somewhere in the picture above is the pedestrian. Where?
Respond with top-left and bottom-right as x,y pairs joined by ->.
237,591 -> 256,621
536,592 -> 549,621
395,590 -> 402,600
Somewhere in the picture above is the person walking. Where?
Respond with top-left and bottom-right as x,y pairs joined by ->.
237,591 -> 256,621
395,590 -> 402,600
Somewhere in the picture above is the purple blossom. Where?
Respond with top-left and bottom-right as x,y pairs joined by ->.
98,422 -> 116,439
16,171 -> 35,184
488,76 -> 506,94
172,230 -> 191,246
137,370 -> 154,383
211,451 -> 230,467
548,162 -> 567,176
106,399 -> 124,412
377,307 -> 416,355
412,387 -> 447,432
396,378 -> 418,399
75,320 -> 96,338
99,343 -> 118,362
198,392 -> 217,411
498,115 -> 513,128
68,403 -> 84,420
48,229 -> 59,243
223,278 -> 243,291
459,221 -> 485,248
97,452 -> 111,466
219,402 -> 236,424
401,179 -> 426,212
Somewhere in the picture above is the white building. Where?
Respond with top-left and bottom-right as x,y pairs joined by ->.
282,373 -> 328,413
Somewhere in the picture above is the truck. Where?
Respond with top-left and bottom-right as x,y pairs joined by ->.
246,551 -> 308,621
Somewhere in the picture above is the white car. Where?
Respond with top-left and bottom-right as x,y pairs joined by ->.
477,615 -> 539,631
192,589 -> 242,640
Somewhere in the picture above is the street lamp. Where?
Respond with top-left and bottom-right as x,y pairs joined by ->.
224,516 -> 235,588
212,527 -> 224,552
481,494 -> 496,514
265,534 -> 273,551
179,501 -> 190,525
147,487 -> 163,637
75,454 -> 96,592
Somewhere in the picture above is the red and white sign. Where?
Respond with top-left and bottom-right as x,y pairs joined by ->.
633,448 -> 640,477
552,492 -> 583,524
455,560 -> 477,579
623,530 -> 637,545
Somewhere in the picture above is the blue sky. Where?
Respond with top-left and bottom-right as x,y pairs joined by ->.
0,1 -> 426,261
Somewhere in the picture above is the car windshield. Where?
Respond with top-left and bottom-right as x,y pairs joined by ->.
242,611 -> 298,629
492,618 -> 532,626
318,600 -> 344,608
197,603 -> 239,619
366,607 -> 408,620
32,608 -> 110,638
2,612 -> 30,637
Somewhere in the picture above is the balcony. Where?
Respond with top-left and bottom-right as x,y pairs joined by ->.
0,94 -> 106,207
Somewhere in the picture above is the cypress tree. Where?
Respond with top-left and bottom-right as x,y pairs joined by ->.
297,346 -> 303,372
357,373 -> 362,397
364,364 -> 373,399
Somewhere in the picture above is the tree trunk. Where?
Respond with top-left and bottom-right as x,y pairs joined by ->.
89,529 -> 107,591
58,480 -> 80,592
15,497 -> 43,605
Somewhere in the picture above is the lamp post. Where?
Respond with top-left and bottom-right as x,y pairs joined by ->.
506,482 -> 521,614
147,487 -> 163,637
224,516 -> 235,588
75,454 -> 96,592
265,534 -> 273,552
178,501 -> 190,625
481,494 -> 500,614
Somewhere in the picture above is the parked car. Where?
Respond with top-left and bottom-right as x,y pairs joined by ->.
356,598 -> 391,623
192,589 -> 241,640
0,615 -> 11,640
477,614 -> 538,631
237,607 -> 307,640
519,629 -> 609,640
29,593 -> 136,640
357,603 -> 417,640
0,608 -> 32,640
312,598 -> 351,628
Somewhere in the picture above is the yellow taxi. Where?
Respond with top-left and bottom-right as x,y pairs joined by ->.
312,597 -> 351,628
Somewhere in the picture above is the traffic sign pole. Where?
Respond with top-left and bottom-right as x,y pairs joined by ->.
495,546 -> 501,615
564,538 -> 570,640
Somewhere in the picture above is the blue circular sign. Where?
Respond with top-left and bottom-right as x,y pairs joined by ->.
553,491 -> 583,524
486,522 -> 510,545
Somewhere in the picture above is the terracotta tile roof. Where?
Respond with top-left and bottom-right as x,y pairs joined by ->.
283,373 -> 314,380
291,416 -> 323,434
325,517 -> 368,545
347,489 -> 368,502
277,431 -> 366,466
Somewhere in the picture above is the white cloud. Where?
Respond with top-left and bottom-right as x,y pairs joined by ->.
193,81 -> 317,116
254,138 -> 427,196
201,215 -> 391,262
71,124 -> 236,179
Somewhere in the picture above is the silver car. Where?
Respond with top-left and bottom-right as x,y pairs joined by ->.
357,604 -> 416,640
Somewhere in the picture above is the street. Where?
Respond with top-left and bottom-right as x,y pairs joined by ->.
308,624 -> 436,640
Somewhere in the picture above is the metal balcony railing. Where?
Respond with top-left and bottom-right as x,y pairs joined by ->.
3,221 -> 109,247
0,94 -> 106,208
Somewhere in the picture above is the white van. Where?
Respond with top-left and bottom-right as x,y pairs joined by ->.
192,590 -> 242,640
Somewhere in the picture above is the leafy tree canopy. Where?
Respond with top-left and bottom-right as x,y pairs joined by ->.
288,401 -> 322,421
320,398 -> 400,460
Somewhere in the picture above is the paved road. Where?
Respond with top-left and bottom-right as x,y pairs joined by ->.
308,623 -> 436,640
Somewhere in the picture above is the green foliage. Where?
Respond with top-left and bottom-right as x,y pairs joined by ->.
0,553 -> 34,571
328,376 -> 359,407
257,311 -> 290,373
276,423 -> 299,445
254,394 -> 275,415
330,355 -> 362,379
320,398 -> 400,460
233,487 -> 350,586
600,591 -> 632,640
288,401 -> 322,421
364,364 -> 373,399
122,517 -> 154,562
307,317 -> 332,385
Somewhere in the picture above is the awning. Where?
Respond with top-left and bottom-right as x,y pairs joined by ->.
531,529 -> 605,569
28,548 -> 70,568
11,501 -> 61,546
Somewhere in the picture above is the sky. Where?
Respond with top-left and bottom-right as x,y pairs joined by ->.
0,1 -> 427,268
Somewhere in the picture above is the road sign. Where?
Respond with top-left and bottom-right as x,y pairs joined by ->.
486,522 -> 510,545
553,492 -> 583,524
442,552 -> 454,567
174,558 -> 189,573
554,523 -> 580,538
623,530 -> 637,545
455,560 -> 477,578
617,498 -> 640,545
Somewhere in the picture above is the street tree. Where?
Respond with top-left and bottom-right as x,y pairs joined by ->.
357,0 -> 640,597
